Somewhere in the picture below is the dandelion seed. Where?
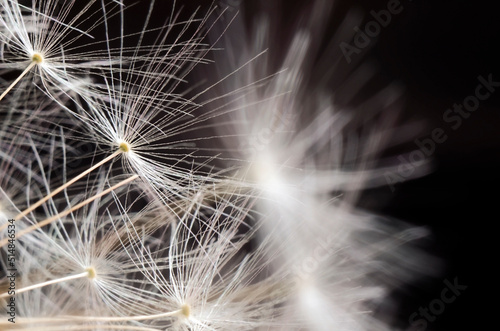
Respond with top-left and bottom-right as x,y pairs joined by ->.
0,0 -> 134,102
59,3 -> 244,215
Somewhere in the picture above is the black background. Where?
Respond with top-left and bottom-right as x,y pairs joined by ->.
339,0 -> 499,329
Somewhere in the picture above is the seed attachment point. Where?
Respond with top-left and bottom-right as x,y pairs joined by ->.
180,304 -> 191,318
31,53 -> 44,64
119,141 -> 131,153
86,266 -> 97,279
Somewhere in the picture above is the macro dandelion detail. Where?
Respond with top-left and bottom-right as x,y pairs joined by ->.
0,0 -> 469,330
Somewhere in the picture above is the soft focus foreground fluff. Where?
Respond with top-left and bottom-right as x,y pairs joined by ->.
0,1 -> 432,330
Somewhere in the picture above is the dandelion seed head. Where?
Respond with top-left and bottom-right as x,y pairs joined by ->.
118,140 -> 131,153
0,1 -> 433,329
30,52 -> 44,64
180,303 -> 191,319
85,266 -> 97,279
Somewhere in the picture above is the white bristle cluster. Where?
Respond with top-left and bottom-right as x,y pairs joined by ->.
0,0 -> 433,330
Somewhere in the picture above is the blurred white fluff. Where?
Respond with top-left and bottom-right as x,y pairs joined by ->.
203,1 -> 434,329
